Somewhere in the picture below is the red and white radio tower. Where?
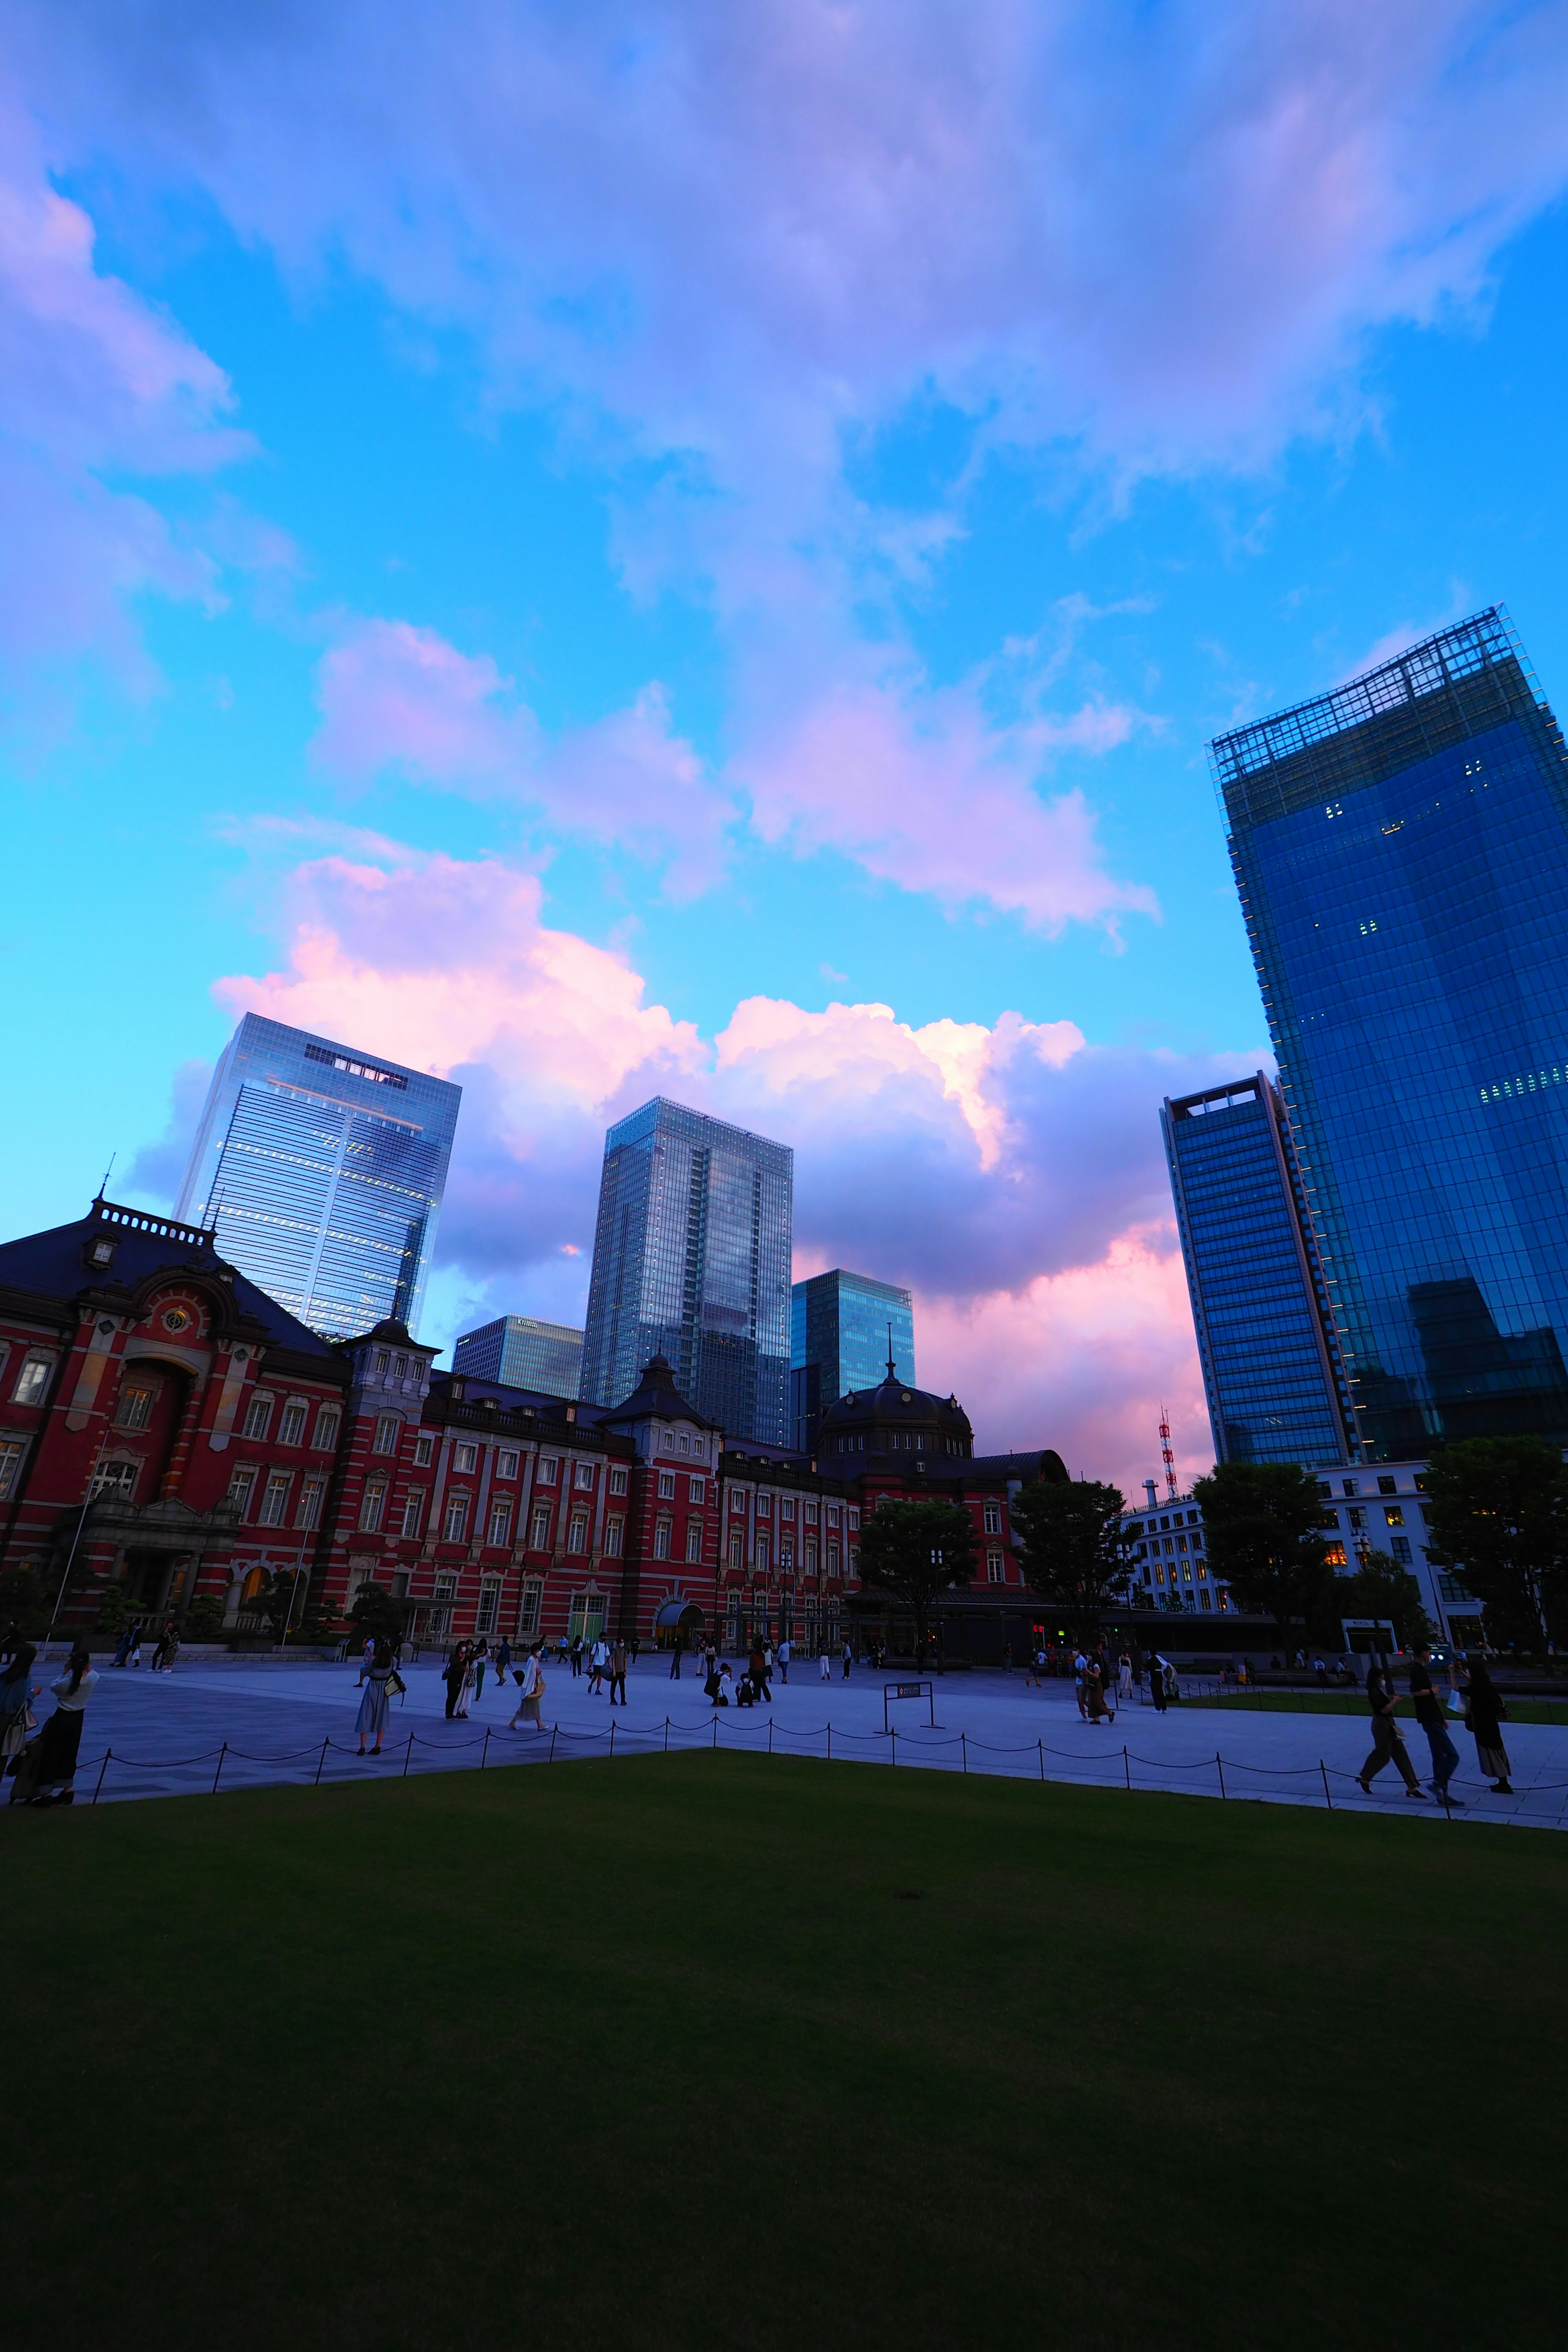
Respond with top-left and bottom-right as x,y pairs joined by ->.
1158,1405 -> 1178,1500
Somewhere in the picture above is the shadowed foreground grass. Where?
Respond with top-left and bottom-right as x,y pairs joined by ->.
7,1755 -> 1565,2350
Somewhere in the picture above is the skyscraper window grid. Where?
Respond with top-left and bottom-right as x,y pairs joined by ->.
1162,1076 -> 1356,1468
580,1098 -> 792,1443
1210,608 -> 1568,1456
176,1014 -> 461,1342
791,1269 -> 917,1453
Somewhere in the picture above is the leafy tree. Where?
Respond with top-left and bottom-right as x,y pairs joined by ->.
855,1499 -> 976,1656
1421,1437 -> 1568,1652
1335,1550 -> 1433,1651
346,1581 -> 406,1648
1011,1477 -> 1131,1640
1192,1462 -> 1332,1654
182,1595 -> 227,1643
0,1563 -> 49,1641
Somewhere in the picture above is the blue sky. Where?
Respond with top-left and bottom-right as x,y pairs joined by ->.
5,1 -> 1568,1487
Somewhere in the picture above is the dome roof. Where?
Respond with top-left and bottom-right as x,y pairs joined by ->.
820,1372 -> 972,1437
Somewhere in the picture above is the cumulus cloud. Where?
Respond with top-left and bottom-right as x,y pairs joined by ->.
187,841 -> 1259,1484
0,86 -> 249,715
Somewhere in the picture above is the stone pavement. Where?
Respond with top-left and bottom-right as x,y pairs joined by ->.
7,1654 -> 1566,1829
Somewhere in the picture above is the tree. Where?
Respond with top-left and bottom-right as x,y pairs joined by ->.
1336,1550 -> 1433,1651
855,1499 -> 975,1656
0,1562 -> 49,1641
1192,1462 -> 1332,1655
1011,1477 -> 1130,1641
1421,1437 -> 1568,1653
347,1581 -> 405,1648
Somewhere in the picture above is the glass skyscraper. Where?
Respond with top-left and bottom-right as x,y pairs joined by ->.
176,1014 -> 461,1342
452,1314 -> 583,1397
580,1097 -> 792,1443
1211,607 -> 1568,1456
790,1268 -> 916,1453
1162,1075 -> 1356,1466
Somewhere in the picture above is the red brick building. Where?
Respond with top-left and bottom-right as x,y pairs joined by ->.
0,1197 -> 1065,1657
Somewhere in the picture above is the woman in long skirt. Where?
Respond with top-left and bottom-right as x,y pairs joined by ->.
509,1646 -> 546,1731
356,1638 -> 394,1755
1462,1657 -> 1513,1793
10,1643 -> 98,1805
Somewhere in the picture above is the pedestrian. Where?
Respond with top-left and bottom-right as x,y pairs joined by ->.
1314,1655 -> 1329,1688
111,1624 -> 133,1669
669,1633 -> 684,1682
778,1636 -> 791,1685
472,1637 -> 489,1703
1003,1640 -> 1013,1673
570,1636 -> 584,1678
820,1646 -> 831,1681
842,1642 -> 851,1679
356,1638 -> 394,1755
1072,1649 -> 1089,1719
1459,1656 -> 1514,1794
1117,1650 -> 1133,1702
155,1625 -> 179,1673
1147,1650 -> 1168,1713
609,1637 -> 628,1706
1357,1660 -> 1427,1799
1409,1643 -> 1464,1806
630,1636 -> 641,1667
495,1636 -> 512,1686
0,1639 -> 38,1776
454,1643 -> 476,1717
443,1642 -> 468,1720
125,1618 -> 145,1669
9,1642 -> 98,1806
1084,1657 -> 1109,1722
510,1645 -> 547,1731
357,1632 -> 375,1686
749,1640 -> 771,1701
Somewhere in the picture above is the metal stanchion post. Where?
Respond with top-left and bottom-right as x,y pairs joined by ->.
93,1749 -> 111,1805
1216,1752 -> 1226,1800
1038,1739 -> 1044,1782
315,1735 -> 329,1785
1123,1744 -> 1130,1791
1320,1759 -> 1332,1810
403,1733 -> 413,1777
481,1728 -> 490,1771
768,1718 -> 774,1756
609,1720 -> 616,1758
890,1726 -> 896,1768
961,1731 -> 967,1774
664,1717 -> 670,1753
549,1724 -> 557,1762
212,1742 -> 227,1796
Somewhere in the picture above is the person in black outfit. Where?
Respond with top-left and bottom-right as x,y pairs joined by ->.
1358,1660 -> 1426,1797
669,1634 -> 684,1681
1410,1643 -> 1463,1806
1146,1651 -> 1167,1713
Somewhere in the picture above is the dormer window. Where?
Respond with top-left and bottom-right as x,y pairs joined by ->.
88,1236 -> 115,1269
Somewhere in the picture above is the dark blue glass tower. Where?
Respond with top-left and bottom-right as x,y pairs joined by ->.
790,1268 -> 916,1453
1162,1075 -> 1356,1466
1211,609 -> 1568,1455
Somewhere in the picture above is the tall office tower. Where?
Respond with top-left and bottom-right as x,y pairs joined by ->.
790,1269 -> 917,1453
1211,608 -> 1568,1456
176,1014 -> 461,1341
452,1314 -> 583,1398
580,1097 -> 793,1443
1162,1075 -> 1357,1467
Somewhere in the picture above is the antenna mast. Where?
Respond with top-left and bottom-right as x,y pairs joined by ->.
1158,1405 -> 1178,1500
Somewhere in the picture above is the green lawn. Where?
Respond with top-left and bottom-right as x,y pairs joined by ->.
1180,1688 -> 1568,1724
8,1756 -> 1566,2350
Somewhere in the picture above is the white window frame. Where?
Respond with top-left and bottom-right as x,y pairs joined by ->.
605,1517 -> 624,1558
443,1492 -> 471,1543
453,1441 -> 479,1474
685,1520 -> 704,1563
401,1490 -> 425,1539
359,1480 -> 388,1534
242,1392 -> 274,1441
260,1472 -> 292,1528
488,1497 -> 513,1548
414,1431 -> 435,1467
297,1477 -> 327,1532
313,1404 -> 341,1450
278,1399 -> 308,1446
228,1465 -> 258,1517
374,1414 -> 400,1456
530,1504 -> 552,1549
12,1355 -> 53,1406
497,1449 -> 519,1480
608,1465 -> 628,1495
0,1438 -> 27,1500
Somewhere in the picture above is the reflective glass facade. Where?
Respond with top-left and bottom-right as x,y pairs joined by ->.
1162,1076 -> 1355,1466
452,1314 -> 583,1397
580,1098 -> 792,1442
790,1268 -> 916,1452
1212,609 -> 1568,1455
176,1014 -> 460,1341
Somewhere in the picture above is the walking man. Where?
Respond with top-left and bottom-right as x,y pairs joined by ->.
778,1636 -> 791,1685
669,1633 -> 683,1680
1357,1659 -> 1427,1799
1410,1643 -> 1464,1806
820,1645 -> 831,1682
609,1637 -> 628,1707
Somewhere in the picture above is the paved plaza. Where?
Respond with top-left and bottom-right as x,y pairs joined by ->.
8,1650 -> 1566,1827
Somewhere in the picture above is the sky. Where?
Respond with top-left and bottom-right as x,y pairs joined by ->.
6,1 -> 1568,1496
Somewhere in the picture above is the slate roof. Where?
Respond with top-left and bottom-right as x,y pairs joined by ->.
597,1353 -> 722,1431
0,1197 -> 339,1362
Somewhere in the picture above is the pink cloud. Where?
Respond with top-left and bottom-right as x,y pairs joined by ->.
187,840 -> 1255,1466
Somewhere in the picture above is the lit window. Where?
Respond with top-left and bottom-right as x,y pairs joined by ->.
359,1481 -> 387,1534
0,1439 -> 26,1500
374,1415 -> 399,1455
279,1401 -> 307,1446
488,1498 -> 513,1547
453,1442 -> 479,1474
91,1460 -> 138,1500
297,1477 -> 327,1531
414,1431 -> 434,1467
12,1357 -> 51,1406
1384,1504 -> 1405,1527
314,1405 -> 341,1450
116,1382 -> 156,1431
443,1493 -> 470,1542
243,1393 -> 274,1441
261,1473 -> 292,1528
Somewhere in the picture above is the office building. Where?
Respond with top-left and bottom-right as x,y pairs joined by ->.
790,1268 -> 916,1452
452,1314 -> 583,1398
176,1013 -> 460,1341
1212,608 -> 1568,1455
580,1098 -> 793,1443
1162,1074 -> 1356,1466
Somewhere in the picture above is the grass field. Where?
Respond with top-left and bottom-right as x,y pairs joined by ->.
1180,1689 -> 1568,1724
9,1755 -> 1566,2350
